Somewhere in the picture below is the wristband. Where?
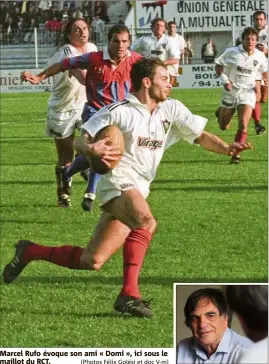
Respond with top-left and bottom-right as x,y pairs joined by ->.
219,73 -> 230,85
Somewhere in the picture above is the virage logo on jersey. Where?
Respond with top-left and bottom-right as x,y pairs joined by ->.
237,66 -> 252,74
138,137 -> 163,149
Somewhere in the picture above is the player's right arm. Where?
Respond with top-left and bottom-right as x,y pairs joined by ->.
74,133 -> 120,168
75,109 -> 120,167
215,64 -> 232,91
21,53 -> 91,84
215,48 -> 234,91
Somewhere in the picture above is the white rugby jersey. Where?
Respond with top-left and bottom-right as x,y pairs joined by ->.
257,25 -> 268,50
131,33 -> 179,61
81,93 -> 207,183
168,33 -> 187,57
215,44 -> 268,89
48,42 -> 97,112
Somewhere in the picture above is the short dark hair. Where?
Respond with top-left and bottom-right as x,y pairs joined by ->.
253,10 -> 267,20
184,288 -> 232,328
131,57 -> 166,91
63,18 -> 89,45
241,27 -> 258,41
107,24 -> 130,41
226,285 -> 268,333
168,21 -> 176,27
151,17 -> 166,28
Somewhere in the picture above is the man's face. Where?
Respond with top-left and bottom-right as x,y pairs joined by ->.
242,33 -> 257,53
108,31 -> 130,60
148,66 -> 172,103
254,14 -> 267,31
168,23 -> 177,36
189,298 -> 228,352
69,20 -> 89,47
152,21 -> 166,37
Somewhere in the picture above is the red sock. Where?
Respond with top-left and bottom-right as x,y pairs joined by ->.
235,130 -> 247,144
120,228 -> 152,298
252,102 -> 261,123
24,244 -> 83,269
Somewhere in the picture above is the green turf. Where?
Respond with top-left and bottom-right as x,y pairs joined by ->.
0,89 -> 267,348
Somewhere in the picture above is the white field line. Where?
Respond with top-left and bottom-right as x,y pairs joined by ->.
0,119 -> 44,125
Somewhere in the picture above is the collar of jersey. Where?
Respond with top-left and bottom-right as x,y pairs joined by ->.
151,33 -> 166,42
103,46 -> 131,62
125,93 -> 162,110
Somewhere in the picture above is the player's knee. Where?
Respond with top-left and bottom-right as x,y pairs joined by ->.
90,253 -> 107,270
218,120 -> 229,131
80,251 -> 105,270
139,215 -> 157,235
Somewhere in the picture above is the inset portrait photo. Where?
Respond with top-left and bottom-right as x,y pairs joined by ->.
174,284 -> 268,364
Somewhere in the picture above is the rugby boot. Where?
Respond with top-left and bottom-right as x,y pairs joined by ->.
3,240 -> 34,283
230,155 -> 240,164
81,193 -> 95,212
255,123 -> 266,135
57,193 -> 71,208
114,294 -> 153,318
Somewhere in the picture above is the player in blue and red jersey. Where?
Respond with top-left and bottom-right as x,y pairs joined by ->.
21,24 -> 142,211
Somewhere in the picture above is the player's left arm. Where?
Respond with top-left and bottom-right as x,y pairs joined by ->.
194,131 -> 252,156
262,71 -> 268,87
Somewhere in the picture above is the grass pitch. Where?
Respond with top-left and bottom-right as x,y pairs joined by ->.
0,89 -> 267,348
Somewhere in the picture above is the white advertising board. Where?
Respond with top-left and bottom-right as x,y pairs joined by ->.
0,69 -> 53,93
135,0 -> 268,32
0,66 -> 221,92
176,64 -> 221,89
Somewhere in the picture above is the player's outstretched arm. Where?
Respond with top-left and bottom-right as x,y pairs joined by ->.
195,131 -> 252,156
21,62 -> 62,84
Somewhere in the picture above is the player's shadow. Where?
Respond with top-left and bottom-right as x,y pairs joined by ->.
0,306 -> 151,320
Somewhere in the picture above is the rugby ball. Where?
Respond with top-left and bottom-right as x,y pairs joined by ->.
90,125 -> 124,175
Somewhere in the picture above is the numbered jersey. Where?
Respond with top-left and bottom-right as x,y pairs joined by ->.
215,44 -> 268,89
48,43 -> 97,112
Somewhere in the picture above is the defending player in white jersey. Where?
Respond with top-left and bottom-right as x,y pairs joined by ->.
44,18 -> 97,207
131,17 -> 179,84
3,58 -> 252,318
215,27 -> 268,164
167,20 -> 187,86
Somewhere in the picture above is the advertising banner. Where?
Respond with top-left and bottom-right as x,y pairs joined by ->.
135,0 -> 267,32
0,69 -> 53,93
177,64 -> 221,88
